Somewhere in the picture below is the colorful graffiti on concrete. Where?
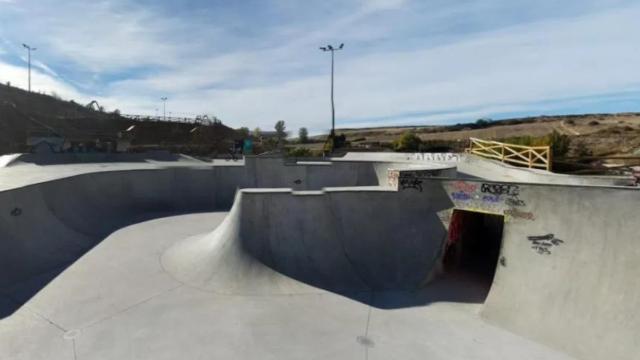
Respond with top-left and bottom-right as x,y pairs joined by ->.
444,181 -> 537,221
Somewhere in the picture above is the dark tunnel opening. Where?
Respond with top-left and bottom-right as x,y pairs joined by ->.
443,209 -> 504,299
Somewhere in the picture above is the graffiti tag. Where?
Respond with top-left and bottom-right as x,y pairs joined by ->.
527,233 -> 564,255
482,194 -> 501,203
504,208 -> 535,221
481,183 -> 520,196
409,153 -> 461,162
451,181 -> 477,193
451,191 -> 472,201
505,197 -> 526,207
400,177 -> 423,192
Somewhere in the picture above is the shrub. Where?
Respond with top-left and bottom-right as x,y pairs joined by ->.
588,120 -> 600,126
393,132 -> 422,152
287,147 -> 312,157
548,130 -> 570,157
501,130 -> 569,157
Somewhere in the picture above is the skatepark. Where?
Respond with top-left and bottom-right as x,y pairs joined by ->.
0,152 -> 638,360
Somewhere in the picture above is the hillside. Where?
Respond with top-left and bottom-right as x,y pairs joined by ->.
308,113 -> 640,158
0,83 -> 240,155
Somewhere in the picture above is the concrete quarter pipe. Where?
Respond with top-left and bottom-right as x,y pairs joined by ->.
0,153 -> 637,360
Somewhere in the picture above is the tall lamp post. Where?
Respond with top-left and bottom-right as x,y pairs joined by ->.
160,97 -> 168,120
22,43 -> 36,92
319,43 -> 344,138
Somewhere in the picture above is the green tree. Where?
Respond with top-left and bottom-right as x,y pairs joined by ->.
238,127 -> 250,138
393,132 -> 422,152
298,127 -> 309,143
275,120 -> 287,145
253,127 -> 261,138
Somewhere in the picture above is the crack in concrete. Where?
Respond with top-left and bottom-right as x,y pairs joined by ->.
80,284 -> 184,330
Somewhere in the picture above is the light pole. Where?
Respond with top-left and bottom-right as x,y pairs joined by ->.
160,97 -> 168,120
22,43 -> 36,92
319,43 -> 344,138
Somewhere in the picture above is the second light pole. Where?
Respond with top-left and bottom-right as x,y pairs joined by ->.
319,43 -> 344,137
160,97 -> 168,120
22,43 -> 37,92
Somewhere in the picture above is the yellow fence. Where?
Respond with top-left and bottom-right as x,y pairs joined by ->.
467,137 -> 552,171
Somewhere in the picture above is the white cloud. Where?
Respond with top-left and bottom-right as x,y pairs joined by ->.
0,62 -> 87,101
1,1 -> 639,134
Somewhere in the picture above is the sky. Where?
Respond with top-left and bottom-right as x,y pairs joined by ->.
1,0 -> 640,134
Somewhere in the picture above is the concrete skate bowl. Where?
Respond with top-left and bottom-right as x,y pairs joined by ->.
1,155 -> 639,360
0,159 -> 453,314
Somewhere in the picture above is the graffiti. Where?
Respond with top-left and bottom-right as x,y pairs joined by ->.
400,176 -> 423,192
451,181 -> 477,193
387,170 -> 400,188
293,179 -> 302,185
409,153 -> 462,162
10,207 -> 21,216
504,208 -> 535,221
480,183 -> 520,196
527,234 -> 564,255
505,196 -> 526,207
451,191 -> 472,201
482,194 -> 501,203
499,256 -> 507,267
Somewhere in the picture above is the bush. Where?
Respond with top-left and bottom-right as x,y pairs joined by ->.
287,147 -> 312,157
501,130 -> 570,157
588,120 -> 600,126
548,130 -> 570,157
393,132 -> 422,152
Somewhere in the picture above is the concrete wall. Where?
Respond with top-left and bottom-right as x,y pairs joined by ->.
162,184 -> 453,296
439,178 -> 640,360
0,158 -> 400,288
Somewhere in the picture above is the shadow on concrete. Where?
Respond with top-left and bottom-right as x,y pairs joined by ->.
369,272 -> 492,309
0,211 -> 206,319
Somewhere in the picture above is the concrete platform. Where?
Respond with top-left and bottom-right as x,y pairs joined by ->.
1,213 -> 572,360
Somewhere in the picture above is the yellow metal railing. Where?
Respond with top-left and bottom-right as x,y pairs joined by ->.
467,137 -> 552,171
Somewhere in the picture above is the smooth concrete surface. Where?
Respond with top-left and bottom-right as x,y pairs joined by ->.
0,152 -> 638,360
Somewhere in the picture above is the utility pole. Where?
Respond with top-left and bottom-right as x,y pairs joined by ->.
22,43 -> 36,92
160,97 -> 168,120
319,43 -> 344,138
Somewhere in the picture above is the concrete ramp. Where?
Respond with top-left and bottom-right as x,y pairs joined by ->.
163,185 -> 452,298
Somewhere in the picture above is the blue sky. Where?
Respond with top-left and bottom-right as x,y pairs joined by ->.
1,0 -> 640,133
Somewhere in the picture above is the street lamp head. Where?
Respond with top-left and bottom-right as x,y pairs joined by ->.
22,43 -> 28,49
339,43 -> 344,49
319,47 -> 327,51
327,45 -> 333,50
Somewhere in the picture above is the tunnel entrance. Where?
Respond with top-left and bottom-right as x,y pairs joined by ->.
443,209 -> 504,288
